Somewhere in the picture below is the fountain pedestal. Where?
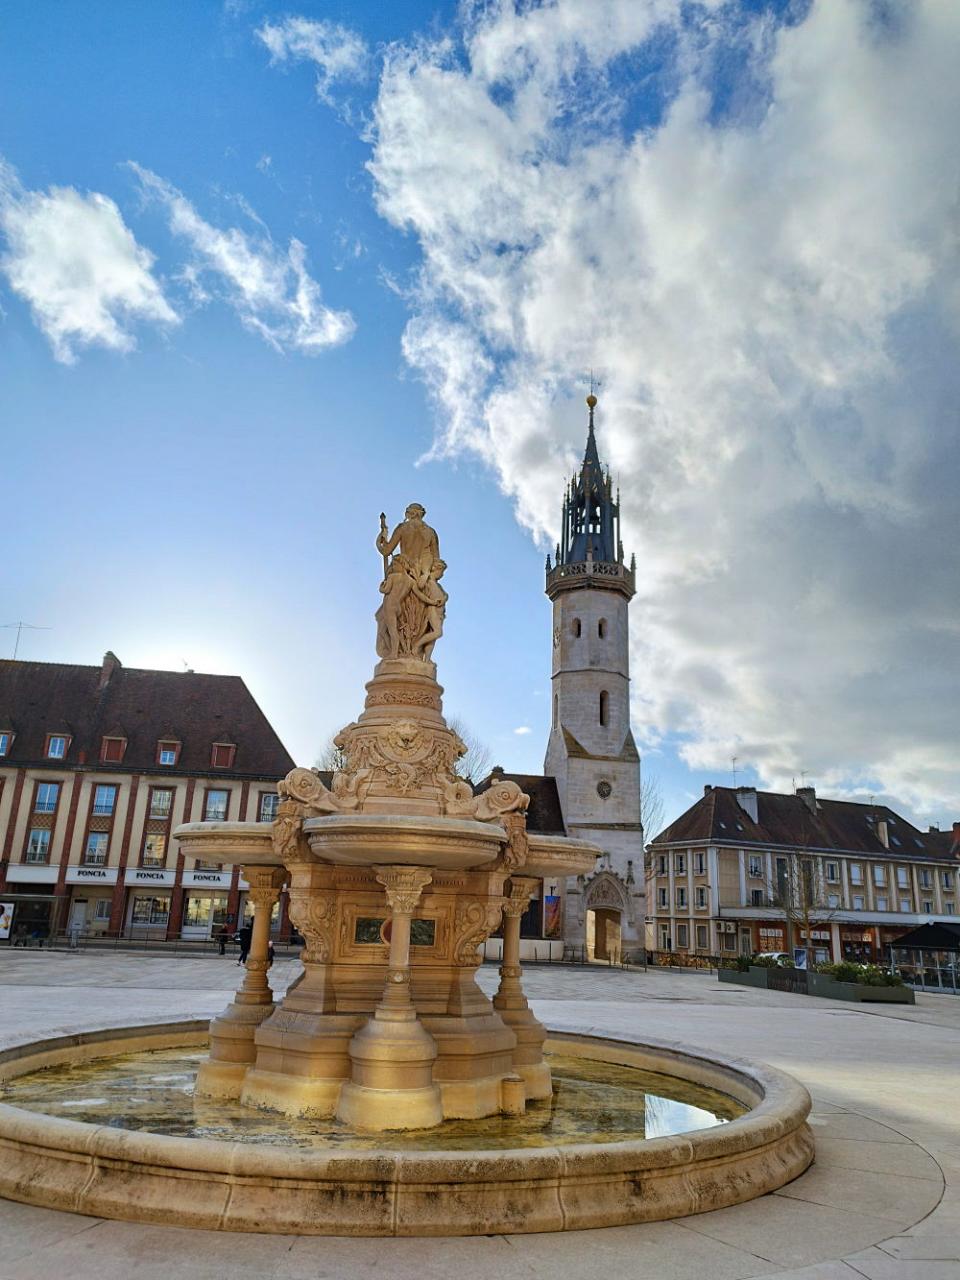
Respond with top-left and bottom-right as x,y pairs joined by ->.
493,877 -> 551,1100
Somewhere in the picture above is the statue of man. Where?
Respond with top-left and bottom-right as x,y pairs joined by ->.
376,503 -> 440,587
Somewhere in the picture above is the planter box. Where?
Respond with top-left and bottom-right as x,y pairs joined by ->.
719,967 -> 914,1004
807,972 -> 915,1004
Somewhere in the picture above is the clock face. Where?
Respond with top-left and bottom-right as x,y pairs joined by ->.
597,780 -> 612,799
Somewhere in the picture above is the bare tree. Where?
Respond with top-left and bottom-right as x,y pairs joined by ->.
765,851 -> 839,966
314,737 -> 347,772
447,716 -> 493,783
639,765 -> 665,842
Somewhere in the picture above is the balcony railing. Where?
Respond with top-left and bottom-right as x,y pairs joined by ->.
545,559 -> 635,594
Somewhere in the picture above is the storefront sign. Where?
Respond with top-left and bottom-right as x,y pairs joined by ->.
66,866 -> 119,885
5,865 -> 59,884
0,903 -> 13,940
124,868 -> 176,887
182,870 -> 231,888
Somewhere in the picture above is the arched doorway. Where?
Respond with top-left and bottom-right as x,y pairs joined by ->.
584,873 -> 626,963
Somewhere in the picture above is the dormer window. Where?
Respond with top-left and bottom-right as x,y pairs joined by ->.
100,736 -> 126,764
211,742 -> 236,769
0,730 -> 13,757
45,734 -> 69,760
157,741 -> 180,767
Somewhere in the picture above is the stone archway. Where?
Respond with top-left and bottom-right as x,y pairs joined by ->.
584,873 -> 627,963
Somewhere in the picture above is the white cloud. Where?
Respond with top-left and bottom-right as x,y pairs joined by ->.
0,159 -> 177,363
132,165 -> 355,353
513,726 -> 532,736
368,0 -> 960,819
256,17 -> 367,104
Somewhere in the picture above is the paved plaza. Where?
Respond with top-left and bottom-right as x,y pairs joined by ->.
0,953 -> 957,1279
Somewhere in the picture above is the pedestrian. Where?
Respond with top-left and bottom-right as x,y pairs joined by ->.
216,926 -> 229,957
237,921 -> 253,966
267,940 -> 275,969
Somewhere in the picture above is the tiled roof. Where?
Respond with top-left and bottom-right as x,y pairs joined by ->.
474,773 -> 566,835
0,655 -> 294,779
651,786 -> 959,862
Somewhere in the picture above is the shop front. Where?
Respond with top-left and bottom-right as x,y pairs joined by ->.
65,865 -> 118,936
123,867 -> 175,937
840,926 -> 877,963
754,922 -> 787,954
181,869 -> 232,939
3,866 -> 64,944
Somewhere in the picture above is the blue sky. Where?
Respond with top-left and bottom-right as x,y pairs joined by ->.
1,0 -> 958,832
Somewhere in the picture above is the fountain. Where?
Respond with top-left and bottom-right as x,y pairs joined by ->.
0,504 -> 814,1234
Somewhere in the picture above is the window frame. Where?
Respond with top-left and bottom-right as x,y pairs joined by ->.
203,788 -> 230,822
748,855 -> 763,878
141,832 -> 168,868
83,831 -> 109,866
34,781 -> 60,814
258,792 -> 280,823
99,736 -> 126,764
0,730 -> 12,757
45,733 -> 69,760
25,828 -> 51,863
210,742 -> 237,770
156,741 -> 181,767
91,784 -> 117,817
147,787 -> 174,821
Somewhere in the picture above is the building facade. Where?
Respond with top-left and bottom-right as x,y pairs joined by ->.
0,652 -> 294,944
647,784 -> 960,964
542,395 -> 646,960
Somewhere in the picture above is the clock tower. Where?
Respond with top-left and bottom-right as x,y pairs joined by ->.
544,394 -> 645,959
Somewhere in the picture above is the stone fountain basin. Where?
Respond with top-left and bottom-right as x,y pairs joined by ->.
524,834 -> 601,880
0,1022 -> 814,1236
174,822 -> 279,866
302,813 -> 506,871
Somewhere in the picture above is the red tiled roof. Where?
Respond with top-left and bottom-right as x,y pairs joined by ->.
651,786 -> 958,862
0,656 -> 294,779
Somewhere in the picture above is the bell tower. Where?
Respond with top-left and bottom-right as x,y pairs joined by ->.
544,393 -> 645,957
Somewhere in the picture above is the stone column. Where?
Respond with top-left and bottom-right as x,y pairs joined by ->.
493,876 -> 552,1100
195,865 -> 285,1099
336,865 -> 444,1131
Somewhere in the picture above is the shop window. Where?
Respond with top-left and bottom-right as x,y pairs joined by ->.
25,829 -> 51,863
94,899 -> 112,921
131,896 -> 169,926
45,734 -> 68,759
34,782 -> 59,813
211,743 -> 237,769
141,833 -> 167,867
149,788 -> 173,820
204,790 -> 229,821
157,741 -> 180,767
100,737 -> 126,764
92,784 -> 117,816
258,792 -> 280,822
183,896 -> 229,929
84,832 -> 109,865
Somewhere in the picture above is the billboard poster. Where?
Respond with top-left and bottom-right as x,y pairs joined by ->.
793,947 -> 808,970
543,896 -> 562,939
0,902 -> 14,940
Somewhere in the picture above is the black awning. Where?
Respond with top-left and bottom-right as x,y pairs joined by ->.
889,921 -> 960,952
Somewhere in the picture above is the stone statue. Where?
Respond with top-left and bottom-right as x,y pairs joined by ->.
375,505 -> 446,661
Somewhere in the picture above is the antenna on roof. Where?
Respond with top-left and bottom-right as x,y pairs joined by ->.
2,621 -> 51,660
800,770 -> 808,788
731,756 -> 738,787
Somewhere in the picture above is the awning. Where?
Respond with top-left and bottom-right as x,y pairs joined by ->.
888,921 -> 960,952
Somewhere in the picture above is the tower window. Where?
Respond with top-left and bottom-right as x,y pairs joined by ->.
598,619 -> 606,639
599,690 -> 609,726
553,693 -> 558,726
572,618 -> 582,637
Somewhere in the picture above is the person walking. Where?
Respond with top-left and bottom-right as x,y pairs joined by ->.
237,921 -> 253,966
267,940 -> 275,969
216,925 -> 229,957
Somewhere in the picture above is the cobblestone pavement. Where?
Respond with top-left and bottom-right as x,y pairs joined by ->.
0,952 -> 957,1280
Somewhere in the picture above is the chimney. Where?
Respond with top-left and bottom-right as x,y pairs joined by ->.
796,786 -> 817,815
703,784 -> 713,796
98,651 -> 122,690
735,786 -> 758,824
929,824 -> 941,833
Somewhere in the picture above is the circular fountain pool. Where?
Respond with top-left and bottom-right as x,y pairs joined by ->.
0,1021 -> 814,1236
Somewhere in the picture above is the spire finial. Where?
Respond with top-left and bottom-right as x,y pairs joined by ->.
585,369 -> 599,425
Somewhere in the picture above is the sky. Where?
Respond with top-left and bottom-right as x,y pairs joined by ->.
1,0 -> 958,834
